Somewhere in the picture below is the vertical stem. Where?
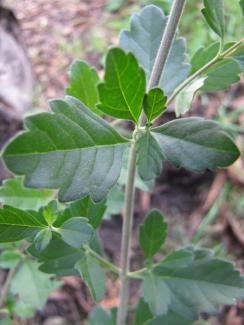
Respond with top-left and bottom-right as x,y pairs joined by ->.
117,143 -> 137,325
117,1 -> 187,324
140,0 -> 187,125
147,0 -> 187,90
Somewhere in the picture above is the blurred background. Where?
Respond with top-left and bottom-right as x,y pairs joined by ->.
0,0 -> 243,324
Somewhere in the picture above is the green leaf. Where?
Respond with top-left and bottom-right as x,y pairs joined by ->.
104,185 -> 125,219
240,0 -> 244,17
201,0 -> 225,38
106,0 -> 126,12
119,149 -> 155,192
61,196 -> 106,229
75,254 -> 105,302
142,272 -> 171,316
97,48 -> 146,122
66,60 -> 102,115
3,96 -> 129,202
202,59 -> 241,92
0,205 -> 48,242
191,42 -> 243,92
28,236 -> 83,276
120,5 -> 191,95
59,217 -> 94,248
175,78 -> 205,117
136,131 -> 164,182
10,260 -> 60,310
139,209 -> 167,259
13,301 -> 35,319
0,250 -> 22,269
153,247 -> 244,321
152,117 -> 240,172
133,299 -> 153,325
43,201 -> 58,226
143,88 -> 167,122
89,306 -> 114,325
230,45 -> 244,72
0,178 -> 53,210
146,309 -> 193,325
34,228 -> 52,251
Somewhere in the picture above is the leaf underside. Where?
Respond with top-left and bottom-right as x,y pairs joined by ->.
3,96 -> 129,202
120,5 -> 191,95
136,131 -> 164,181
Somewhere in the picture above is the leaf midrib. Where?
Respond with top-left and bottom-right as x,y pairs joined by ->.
5,142 -> 129,157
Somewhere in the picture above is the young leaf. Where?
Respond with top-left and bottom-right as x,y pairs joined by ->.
191,42 -> 244,92
119,5 -> 191,95
201,0 -> 225,38
136,131 -> 164,181
43,201 -> 58,226
175,78 -> 205,117
142,273 -> 171,316
97,48 -> 146,122
143,88 -> 167,122
2,96 -> 129,202
0,205 -> 48,242
133,299 -> 153,325
61,196 -> 106,229
28,236 -> 84,276
153,247 -> 244,321
66,60 -> 102,115
89,306 -> 114,325
75,254 -> 105,302
139,209 -> 167,259
10,260 -> 60,310
0,178 -> 53,210
152,117 -> 240,172
59,217 -> 94,248
34,228 -> 52,251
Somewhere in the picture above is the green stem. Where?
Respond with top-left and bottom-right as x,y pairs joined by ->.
116,142 -> 137,325
166,38 -> 244,106
117,1 -> 187,324
85,246 -> 121,274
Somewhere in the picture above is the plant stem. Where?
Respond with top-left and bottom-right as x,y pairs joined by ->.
148,0 -> 187,90
117,142 -> 137,325
166,38 -> 244,106
117,1 -> 187,324
140,0 -> 187,125
85,246 -> 121,274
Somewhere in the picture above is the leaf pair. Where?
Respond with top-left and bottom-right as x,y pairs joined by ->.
97,47 -> 167,124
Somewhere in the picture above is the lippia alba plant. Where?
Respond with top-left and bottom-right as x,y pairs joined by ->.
0,0 -> 244,324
